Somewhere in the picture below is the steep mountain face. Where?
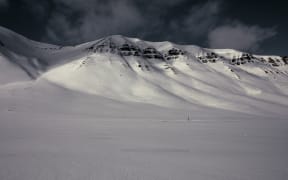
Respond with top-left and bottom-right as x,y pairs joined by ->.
0,27 -> 288,115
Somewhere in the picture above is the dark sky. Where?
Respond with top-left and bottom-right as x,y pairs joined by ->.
0,0 -> 287,55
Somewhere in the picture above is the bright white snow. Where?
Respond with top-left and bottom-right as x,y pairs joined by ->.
0,26 -> 288,180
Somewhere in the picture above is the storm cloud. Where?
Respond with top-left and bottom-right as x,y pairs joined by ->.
0,0 -> 285,55
45,0 -> 144,44
182,1 -> 220,36
0,0 -> 7,7
42,0 -> 225,45
208,22 -> 276,51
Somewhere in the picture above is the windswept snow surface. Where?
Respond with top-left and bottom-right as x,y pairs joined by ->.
0,26 -> 288,180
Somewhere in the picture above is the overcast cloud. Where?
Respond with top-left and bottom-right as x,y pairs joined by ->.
0,0 -> 280,54
183,1 -> 220,36
208,22 -> 277,51
42,0 -> 225,45
45,0 -> 144,44
0,0 -> 7,7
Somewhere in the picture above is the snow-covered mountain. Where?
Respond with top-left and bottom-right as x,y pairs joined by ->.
2,26 -> 288,180
0,26 -> 287,115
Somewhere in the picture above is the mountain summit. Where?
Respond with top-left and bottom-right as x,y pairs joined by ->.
0,26 -> 287,115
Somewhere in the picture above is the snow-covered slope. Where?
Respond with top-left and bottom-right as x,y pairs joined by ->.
2,26 -> 288,180
0,26 -> 287,115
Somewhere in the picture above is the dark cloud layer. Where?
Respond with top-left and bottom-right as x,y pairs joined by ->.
45,0 -> 144,44
208,22 -> 277,51
0,0 -> 287,55
0,0 -> 8,7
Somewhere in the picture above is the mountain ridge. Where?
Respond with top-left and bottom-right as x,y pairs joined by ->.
0,26 -> 288,115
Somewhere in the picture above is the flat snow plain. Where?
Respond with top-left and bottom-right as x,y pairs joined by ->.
0,80 -> 287,180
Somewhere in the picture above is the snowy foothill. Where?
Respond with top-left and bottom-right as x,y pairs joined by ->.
0,26 -> 288,180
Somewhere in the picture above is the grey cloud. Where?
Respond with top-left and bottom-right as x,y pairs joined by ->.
44,0 -> 144,44
0,0 -> 8,7
42,0 -> 224,45
208,22 -> 277,51
21,0 -> 50,21
42,0 -> 276,53
148,0 -> 186,5
183,1 -> 220,36
0,0 -> 284,55
139,1 -> 222,43
42,0 -> 277,54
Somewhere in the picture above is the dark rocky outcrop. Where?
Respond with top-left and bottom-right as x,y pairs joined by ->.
86,40 -> 117,53
197,52 -> 218,63
230,53 -> 256,65
85,39 -> 286,69
165,48 -> 185,60
143,47 -> 164,60
118,44 -> 141,56
282,56 -> 288,65
268,57 -> 280,67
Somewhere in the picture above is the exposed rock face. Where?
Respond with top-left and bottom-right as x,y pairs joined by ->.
86,39 -> 165,60
197,52 -> 218,63
164,48 -> 185,60
86,40 -> 117,53
84,36 -> 287,76
118,44 -> 141,56
230,53 -> 256,65
282,56 -> 288,65
143,47 -> 164,59
195,51 -> 287,70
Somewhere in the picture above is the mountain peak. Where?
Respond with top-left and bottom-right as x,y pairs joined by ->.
0,26 -> 288,114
